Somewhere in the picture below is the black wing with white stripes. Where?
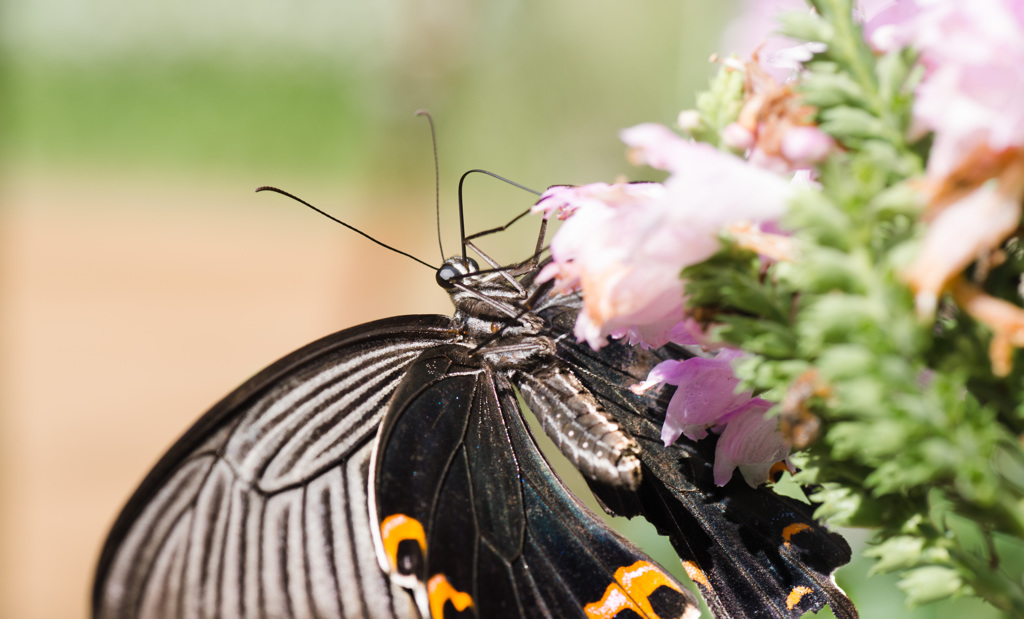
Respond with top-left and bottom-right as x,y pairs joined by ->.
93,315 -> 456,619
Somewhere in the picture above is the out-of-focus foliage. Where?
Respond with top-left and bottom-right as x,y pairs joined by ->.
681,0 -> 1024,614
0,0 -> 734,192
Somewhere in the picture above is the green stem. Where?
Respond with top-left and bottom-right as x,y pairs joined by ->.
950,544 -> 1024,616
811,0 -> 910,150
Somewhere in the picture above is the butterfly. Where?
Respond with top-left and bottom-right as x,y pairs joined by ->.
92,182 -> 857,619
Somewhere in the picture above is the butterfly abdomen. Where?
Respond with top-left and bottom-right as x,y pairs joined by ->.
516,364 -> 642,490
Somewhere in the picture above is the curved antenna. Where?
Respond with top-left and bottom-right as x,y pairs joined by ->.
256,186 -> 437,271
464,207 -> 533,243
457,169 -> 542,261
415,109 -> 445,262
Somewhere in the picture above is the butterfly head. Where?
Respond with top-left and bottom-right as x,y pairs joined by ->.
436,256 -> 480,289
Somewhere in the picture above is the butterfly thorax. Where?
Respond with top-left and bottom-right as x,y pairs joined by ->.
436,256 -> 644,490
438,256 -> 551,368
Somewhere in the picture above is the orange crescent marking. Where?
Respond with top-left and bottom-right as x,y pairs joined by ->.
769,460 -> 790,482
681,560 -> 710,589
427,573 -> 474,619
380,514 -> 426,571
585,561 -> 683,619
616,561 -> 684,617
584,583 -> 642,619
786,585 -> 814,610
781,522 -> 812,549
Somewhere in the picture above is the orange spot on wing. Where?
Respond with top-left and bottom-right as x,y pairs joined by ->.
585,560 -> 685,619
380,514 -> 426,572
585,583 -> 642,619
681,560 -> 709,589
768,461 -> 790,483
427,574 -> 473,619
786,585 -> 814,610
781,522 -> 812,549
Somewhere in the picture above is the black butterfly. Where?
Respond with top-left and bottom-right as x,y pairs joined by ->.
93,187 -> 857,619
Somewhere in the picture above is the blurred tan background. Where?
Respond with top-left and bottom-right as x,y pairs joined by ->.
0,3 -> 730,617
0,1 -> 998,618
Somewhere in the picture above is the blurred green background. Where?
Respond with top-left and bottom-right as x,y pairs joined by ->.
0,1 -> 1003,617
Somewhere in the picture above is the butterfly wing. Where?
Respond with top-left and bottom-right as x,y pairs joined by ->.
370,345 -> 700,619
529,288 -> 857,619
93,315 -> 457,619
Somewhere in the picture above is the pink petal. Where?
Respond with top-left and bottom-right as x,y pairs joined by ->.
718,0 -> 814,82
873,0 -> 1024,178
666,318 -> 710,347
722,122 -> 755,151
780,126 -> 835,166
630,359 -> 685,396
863,2 -> 922,51
659,352 -> 754,444
540,126 -> 791,350
619,124 -> 693,172
712,399 -> 789,487
904,178 -> 1023,316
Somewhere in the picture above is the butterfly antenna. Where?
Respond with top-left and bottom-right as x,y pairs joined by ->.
457,169 -> 542,262
256,185 -> 437,270
415,109 -> 445,262
463,207 -> 533,243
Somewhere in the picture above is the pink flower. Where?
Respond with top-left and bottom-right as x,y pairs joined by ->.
722,122 -> 756,151
534,125 -> 791,349
642,350 -> 754,443
713,399 -> 791,487
721,0 -> 894,82
780,125 -> 835,166
862,2 -> 923,50
633,350 -> 790,487
870,0 -> 1024,179
718,56 -> 836,173
621,124 -> 793,221
869,1 -> 1024,320
904,156 -> 1024,317
534,181 -> 685,348
719,0 -> 818,83
533,182 -> 660,220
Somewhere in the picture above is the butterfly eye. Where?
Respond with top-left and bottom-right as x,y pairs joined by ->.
436,257 -> 480,288
436,264 -> 461,288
